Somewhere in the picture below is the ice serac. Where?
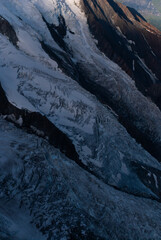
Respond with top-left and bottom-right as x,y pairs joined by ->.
0,0 -> 161,239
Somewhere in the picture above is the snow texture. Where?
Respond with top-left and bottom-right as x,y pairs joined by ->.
0,0 -> 161,238
0,118 -> 161,239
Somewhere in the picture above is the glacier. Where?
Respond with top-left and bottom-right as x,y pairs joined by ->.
0,0 -> 161,239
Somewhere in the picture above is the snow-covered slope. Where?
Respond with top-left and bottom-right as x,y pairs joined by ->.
0,0 -> 161,195
1,117 -> 161,239
0,0 -> 161,239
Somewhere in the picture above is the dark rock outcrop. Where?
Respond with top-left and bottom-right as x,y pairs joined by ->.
42,15 -> 69,52
41,15 -> 79,80
0,16 -> 18,46
41,41 -> 79,80
0,83 -> 79,162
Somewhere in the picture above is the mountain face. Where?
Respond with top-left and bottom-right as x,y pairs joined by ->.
0,0 -> 161,239
81,0 -> 161,97
118,0 -> 160,15
117,0 -> 161,30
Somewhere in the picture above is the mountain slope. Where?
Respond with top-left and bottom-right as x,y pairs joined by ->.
0,0 -> 161,239
81,0 -> 161,97
1,117 -> 161,239
118,0 -> 161,30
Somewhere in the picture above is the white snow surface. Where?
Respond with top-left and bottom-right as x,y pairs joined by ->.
1,0 -> 161,203
0,118 -> 161,239
0,200 -> 45,240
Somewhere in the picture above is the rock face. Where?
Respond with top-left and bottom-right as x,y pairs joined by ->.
0,15 -> 18,46
0,0 -> 161,239
118,0 -> 161,15
117,0 -> 161,31
80,0 -> 161,98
